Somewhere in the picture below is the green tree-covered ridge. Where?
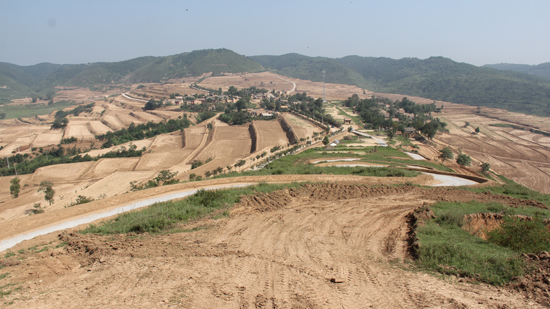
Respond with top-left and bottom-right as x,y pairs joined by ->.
3,48 -> 550,116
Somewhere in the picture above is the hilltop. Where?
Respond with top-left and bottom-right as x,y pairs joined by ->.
0,49 -> 264,104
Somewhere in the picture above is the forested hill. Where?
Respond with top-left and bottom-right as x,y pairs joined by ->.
0,49 -> 264,103
483,63 -> 550,80
2,48 -> 550,116
252,54 -> 550,116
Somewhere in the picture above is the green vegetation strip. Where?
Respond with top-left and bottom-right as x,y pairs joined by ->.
81,182 -> 304,235
334,105 -> 363,127
210,147 -> 421,179
0,145 -> 145,177
417,199 -> 550,285
466,175 -> 550,207
0,100 -> 76,120
325,146 -> 453,172
95,117 -> 191,148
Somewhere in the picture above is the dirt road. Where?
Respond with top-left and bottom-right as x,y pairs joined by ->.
0,184 -> 541,308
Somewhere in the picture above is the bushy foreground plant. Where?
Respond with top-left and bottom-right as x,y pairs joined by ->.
488,215 -> 550,254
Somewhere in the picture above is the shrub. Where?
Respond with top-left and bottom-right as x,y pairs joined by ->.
488,215 -> 550,254
456,153 -> 471,166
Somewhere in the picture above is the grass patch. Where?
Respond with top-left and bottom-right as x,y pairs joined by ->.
0,283 -> 20,298
465,175 -> 550,207
215,148 -> 419,178
55,242 -> 67,248
416,200 -> 550,285
394,135 -> 416,147
334,105 -> 364,127
81,182 -> 304,235
488,215 -> 550,254
417,220 -> 525,285
0,100 -> 76,119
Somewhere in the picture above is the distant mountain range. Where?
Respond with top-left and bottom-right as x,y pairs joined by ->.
0,49 -> 263,103
1,48 -> 550,116
483,63 -> 550,80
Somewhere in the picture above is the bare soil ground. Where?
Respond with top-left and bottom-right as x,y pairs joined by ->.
63,122 -> 95,140
199,72 -> 296,94
192,121 -> 252,174
197,71 -> 375,101
282,113 -> 322,140
85,121 -> 111,135
435,105 -> 550,193
0,184 -> 543,308
253,120 -> 289,150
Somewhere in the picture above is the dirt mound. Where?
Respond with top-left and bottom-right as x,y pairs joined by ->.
462,212 -> 506,239
508,252 -> 550,307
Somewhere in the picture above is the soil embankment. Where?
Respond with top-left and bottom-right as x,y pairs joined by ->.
278,115 -> 299,144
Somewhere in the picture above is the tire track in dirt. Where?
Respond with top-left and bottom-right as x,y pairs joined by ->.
1,184 -> 545,308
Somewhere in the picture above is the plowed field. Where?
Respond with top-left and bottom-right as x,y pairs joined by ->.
192,123 -> 252,174
283,113 -> 322,140
438,106 -> 550,193
0,184 -> 541,308
253,120 -> 288,150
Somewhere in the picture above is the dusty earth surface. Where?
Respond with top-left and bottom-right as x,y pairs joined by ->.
432,103 -> 550,193
0,184 -> 546,308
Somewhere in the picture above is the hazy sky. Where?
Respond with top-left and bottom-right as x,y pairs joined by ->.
1,0 -> 548,67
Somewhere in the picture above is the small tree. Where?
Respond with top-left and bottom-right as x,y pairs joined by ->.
51,117 -> 68,129
10,177 -> 20,198
439,147 -> 454,162
155,170 -> 178,185
456,153 -> 471,166
387,130 -> 395,140
475,127 -> 480,134
322,135 -> 330,146
38,181 -> 55,205
204,171 -> 212,178
481,162 -> 491,174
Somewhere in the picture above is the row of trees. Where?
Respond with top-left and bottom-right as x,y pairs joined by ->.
0,144 -> 147,177
439,147 -> 490,172
96,118 -> 191,148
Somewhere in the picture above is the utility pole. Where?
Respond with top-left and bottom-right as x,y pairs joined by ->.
322,70 -> 326,103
